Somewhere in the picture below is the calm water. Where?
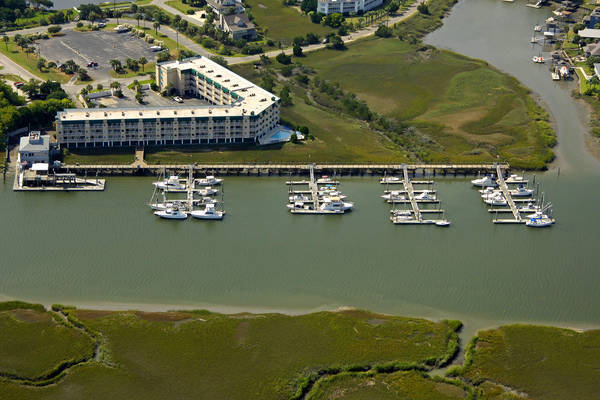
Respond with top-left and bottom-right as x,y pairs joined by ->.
2,0 -> 600,329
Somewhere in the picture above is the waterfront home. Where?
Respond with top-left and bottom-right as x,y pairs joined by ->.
206,0 -> 244,16
584,43 -> 600,58
219,13 -> 257,40
577,28 -> 600,39
18,132 -> 50,164
585,7 -> 600,28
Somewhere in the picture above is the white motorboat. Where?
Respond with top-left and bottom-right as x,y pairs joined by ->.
190,203 -> 224,220
534,25 -> 542,32
435,220 -> 451,227
287,201 -> 313,210
390,209 -> 413,216
319,197 -> 353,212
150,201 -> 184,211
198,196 -> 218,205
318,185 -> 338,191
380,176 -> 402,184
479,187 -> 500,196
484,193 -> 507,206
414,191 -> 436,201
510,185 -> 534,197
559,65 -> 569,79
197,187 -> 219,196
195,175 -> 223,186
471,175 -> 498,187
518,202 -> 541,213
390,214 -> 416,223
317,190 -> 346,199
381,191 -> 406,201
153,175 -> 186,191
506,174 -> 525,183
316,176 -> 338,184
532,56 -> 545,63
289,194 -> 312,202
525,211 -> 555,227
154,208 -> 188,220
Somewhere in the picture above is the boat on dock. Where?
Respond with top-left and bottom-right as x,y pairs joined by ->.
534,25 -> 542,32
320,197 -> 353,212
153,175 -> 186,191
380,176 -> 403,184
471,175 -> 498,187
190,203 -> 224,220
525,210 -> 555,227
510,185 -> 534,197
381,191 -> 407,201
195,175 -> 223,186
505,174 -> 526,184
316,176 -> 339,185
154,207 -> 188,220
552,71 -> 560,81
196,187 -> 219,196
414,191 -> 436,201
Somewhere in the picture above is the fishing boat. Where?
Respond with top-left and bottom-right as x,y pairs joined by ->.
414,191 -> 436,201
380,176 -> 402,184
154,207 -> 188,220
484,193 -> 507,206
190,203 -> 224,220
518,202 -> 541,213
319,197 -> 353,212
196,187 -> 219,196
381,191 -> 407,201
510,185 -> 534,197
150,200 -> 185,211
198,196 -> 218,205
153,175 -> 186,191
195,175 -> 223,186
471,175 -> 498,187
532,55 -> 545,63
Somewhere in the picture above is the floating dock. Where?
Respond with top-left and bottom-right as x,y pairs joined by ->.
13,168 -> 105,191
287,165 -> 352,214
492,165 -> 524,224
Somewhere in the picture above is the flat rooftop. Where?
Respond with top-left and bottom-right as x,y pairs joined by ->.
57,56 -> 279,123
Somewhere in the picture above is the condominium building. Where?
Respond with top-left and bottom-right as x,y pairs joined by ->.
316,0 -> 383,15
56,56 -> 280,148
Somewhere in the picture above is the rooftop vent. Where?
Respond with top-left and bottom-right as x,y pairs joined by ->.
139,111 -> 143,116
121,112 -> 125,116
104,112 -> 108,116
85,113 -> 89,117
216,74 -> 222,78
157,111 -> 160,115
224,79 -> 230,82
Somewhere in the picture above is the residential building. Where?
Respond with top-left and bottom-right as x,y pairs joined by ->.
594,63 -> 600,78
206,0 -> 244,15
584,7 -> 600,28
56,57 -> 280,148
18,132 -> 50,164
219,13 -> 257,40
316,0 -> 383,15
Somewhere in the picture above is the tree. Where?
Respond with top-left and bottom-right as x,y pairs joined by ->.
305,32 -> 319,44
301,0 -> 317,13
327,35 -> 346,50
276,52 -> 291,64
293,43 -> 303,57
37,58 -> 46,71
261,74 -> 275,92
139,56 -> 147,72
64,59 -> 79,74
136,12 -> 143,27
279,86 -> 292,106
2,35 -> 8,52
135,92 -> 144,104
417,2 -> 429,15
47,25 -> 61,34
310,11 -> 323,24
21,79 -> 40,98
386,0 -> 399,13
210,56 -> 228,66
110,59 -> 122,72
96,83 -> 103,90
153,21 -> 161,35
289,132 -> 298,143
110,81 -> 121,89
375,25 -> 393,38
324,12 -> 344,28
260,54 -> 270,66
78,68 -> 90,81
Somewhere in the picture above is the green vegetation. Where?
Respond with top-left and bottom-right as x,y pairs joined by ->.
0,301 -> 95,382
245,0 -> 333,44
307,370 -> 470,400
165,0 -> 197,14
0,308 -> 459,399
0,41 -> 69,83
455,325 -> 600,400
62,147 -> 135,165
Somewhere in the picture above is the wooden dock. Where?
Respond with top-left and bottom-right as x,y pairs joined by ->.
57,163 -> 510,177
492,165 -> 524,224
403,166 -> 422,222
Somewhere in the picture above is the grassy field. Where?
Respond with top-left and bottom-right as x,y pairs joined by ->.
0,308 -> 459,400
456,325 -> 600,400
244,0 -> 333,44
307,370 -> 469,400
165,0 -> 198,14
0,302 -> 95,381
0,42 -> 70,83
62,147 -> 135,165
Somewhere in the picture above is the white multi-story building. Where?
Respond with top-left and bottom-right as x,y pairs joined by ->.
317,0 -> 383,15
56,56 -> 280,148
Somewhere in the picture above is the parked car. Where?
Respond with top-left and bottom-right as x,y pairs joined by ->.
173,96 -> 183,103
97,22 -> 106,28
14,82 -> 24,88
86,61 -> 98,68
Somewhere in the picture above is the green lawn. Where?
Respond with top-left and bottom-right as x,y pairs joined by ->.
244,0 -> 333,44
0,302 -> 95,381
457,325 -> 600,400
308,370 -> 469,400
0,42 -> 70,83
165,0 -> 198,14
110,62 -> 156,78
63,148 -> 135,165
0,308 -> 459,400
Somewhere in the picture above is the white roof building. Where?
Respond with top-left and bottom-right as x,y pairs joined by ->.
18,132 -> 50,164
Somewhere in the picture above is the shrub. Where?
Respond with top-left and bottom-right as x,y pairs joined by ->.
375,25 -> 393,38
47,25 -> 62,34
293,43 -> 303,57
276,52 -> 291,64
290,132 -> 298,143
417,3 -> 430,14
281,65 -> 293,77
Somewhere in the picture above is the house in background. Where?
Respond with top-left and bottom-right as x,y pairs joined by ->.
584,7 -> 600,28
207,0 -> 244,16
219,14 -> 257,41
18,132 -> 50,164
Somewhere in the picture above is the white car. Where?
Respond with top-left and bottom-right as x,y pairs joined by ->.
173,96 -> 183,103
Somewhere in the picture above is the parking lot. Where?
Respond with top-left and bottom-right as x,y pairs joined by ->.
94,87 -> 211,108
38,28 -> 158,81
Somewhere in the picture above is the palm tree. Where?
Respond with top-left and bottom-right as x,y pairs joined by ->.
2,35 -> 8,51
138,56 -> 147,72
153,21 -> 161,35
136,12 -> 143,27
110,59 -> 121,71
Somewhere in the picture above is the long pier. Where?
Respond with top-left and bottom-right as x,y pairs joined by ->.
493,165 -> 522,224
57,163 -> 509,177
403,166 -> 422,222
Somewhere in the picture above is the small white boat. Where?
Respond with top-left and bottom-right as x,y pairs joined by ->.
287,201 -> 313,210
381,191 -> 406,201
435,220 -> 451,227
531,36 -> 538,43
390,209 -> 413,217
150,201 -> 184,211
317,190 -> 346,199
196,187 -> 219,196
525,211 -> 555,227
551,72 -> 560,81
198,196 -> 218,205
154,208 -> 188,220
289,194 -> 311,202
534,25 -> 542,32
190,203 -> 224,220
484,194 -> 507,206
510,185 -> 534,197
414,191 -> 436,201
391,214 -> 416,223
380,176 -> 402,184
153,175 -> 186,191
505,174 -> 525,183
195,175 -> 223,186
318,185 -> 338,191
319,197 -> 353,212
532,56 -> 545,63
471,175 -> 498,187
518,202 -> 541,213
316,176 -> 338,184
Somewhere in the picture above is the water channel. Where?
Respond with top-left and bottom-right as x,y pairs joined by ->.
2,0 -> 599,336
